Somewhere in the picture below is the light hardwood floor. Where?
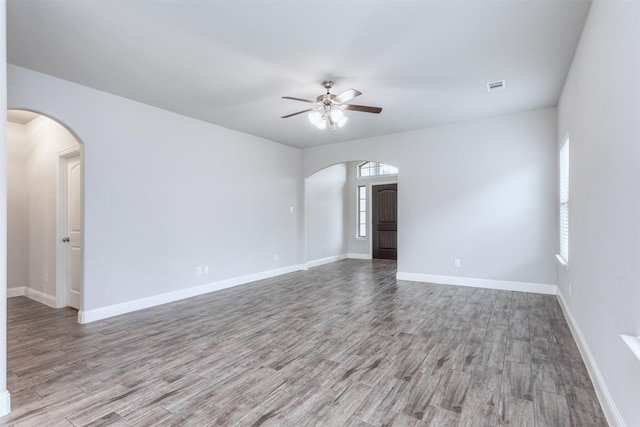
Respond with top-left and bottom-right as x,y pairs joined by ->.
2,260 -> 607,426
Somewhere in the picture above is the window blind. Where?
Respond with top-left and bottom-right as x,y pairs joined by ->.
559,138 -> 569,263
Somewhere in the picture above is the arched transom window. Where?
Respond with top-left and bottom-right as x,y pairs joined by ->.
357,161 -> 398,177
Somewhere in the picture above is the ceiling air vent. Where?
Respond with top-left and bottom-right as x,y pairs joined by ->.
486,80 -> 506,92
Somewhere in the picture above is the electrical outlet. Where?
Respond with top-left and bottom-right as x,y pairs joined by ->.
203,265 -> 209,274
274,254 -> 279,261
196,266 -> 202,275
454,259 -> 461,268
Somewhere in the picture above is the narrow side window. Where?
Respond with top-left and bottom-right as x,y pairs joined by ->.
357,185 -> 367,237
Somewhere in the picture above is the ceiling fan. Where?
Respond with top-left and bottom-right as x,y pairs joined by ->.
282,81 -> 382,130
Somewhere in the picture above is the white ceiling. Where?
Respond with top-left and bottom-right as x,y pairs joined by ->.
7,0 -> 592,149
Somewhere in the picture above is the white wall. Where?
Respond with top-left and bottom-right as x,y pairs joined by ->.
6,123 -> 29,290
8,65 -> 301,314
557,1 -> 640,426
304,107 -> 558,288
0,0 -> 11,416
305,163 -> 347,263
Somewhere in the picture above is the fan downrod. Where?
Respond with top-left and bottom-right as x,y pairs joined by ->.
318,81 -> 336,104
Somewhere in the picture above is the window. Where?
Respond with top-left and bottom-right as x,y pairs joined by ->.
358,161 -> 398,177
559,136 -> 569,264
357,185 -> 367,237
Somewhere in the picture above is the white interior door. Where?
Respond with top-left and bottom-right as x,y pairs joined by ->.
65,155 -> 82,309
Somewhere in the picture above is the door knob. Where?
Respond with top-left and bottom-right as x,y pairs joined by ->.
62,237 -> 70,242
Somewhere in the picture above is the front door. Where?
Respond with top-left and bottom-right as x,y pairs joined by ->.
65,155 -> 82,309
372,184 -> 398,260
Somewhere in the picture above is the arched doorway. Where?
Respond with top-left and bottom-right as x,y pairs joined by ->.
6,109 -> 84,310
304,160 -> 398,266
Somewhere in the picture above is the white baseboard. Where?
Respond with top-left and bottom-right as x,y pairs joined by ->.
78,264 -> 304,324
7,287 -> 26,298
395,272 -> 557,295
557,291 -> 626,427
25,288 -> 57,308
0,390 -> 10,417
306,254 -> 347,269
347,253 -> 372,260
8,286 -> 57,308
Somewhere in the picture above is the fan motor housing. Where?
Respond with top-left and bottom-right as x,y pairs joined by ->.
317,93 -> 336,104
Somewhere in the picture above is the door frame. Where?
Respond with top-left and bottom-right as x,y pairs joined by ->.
56,146 -> 84,309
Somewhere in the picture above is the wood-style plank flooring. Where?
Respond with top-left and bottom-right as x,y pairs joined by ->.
2,260 -> 607,426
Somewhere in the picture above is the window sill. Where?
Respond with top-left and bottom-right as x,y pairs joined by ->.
556,254 -> 568,270
621,335 -> 640,363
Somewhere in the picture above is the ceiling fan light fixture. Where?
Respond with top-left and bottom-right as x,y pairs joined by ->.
330,108 -> 344,122
284,80 -> 381,131
308,111 -> 322,125
309,109 -> 341,130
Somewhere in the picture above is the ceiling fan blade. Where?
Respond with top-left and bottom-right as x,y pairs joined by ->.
343,104 -> 383,114
281,109 -> 313,118
282,96 -> 315,103
333,89 -> 362,104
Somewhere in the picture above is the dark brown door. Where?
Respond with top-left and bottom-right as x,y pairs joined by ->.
372,184 -> 398,260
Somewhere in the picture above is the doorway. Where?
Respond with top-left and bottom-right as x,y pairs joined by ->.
304,161 -> 399,264
372,183 -> 398,260
6,110 -> 84,310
